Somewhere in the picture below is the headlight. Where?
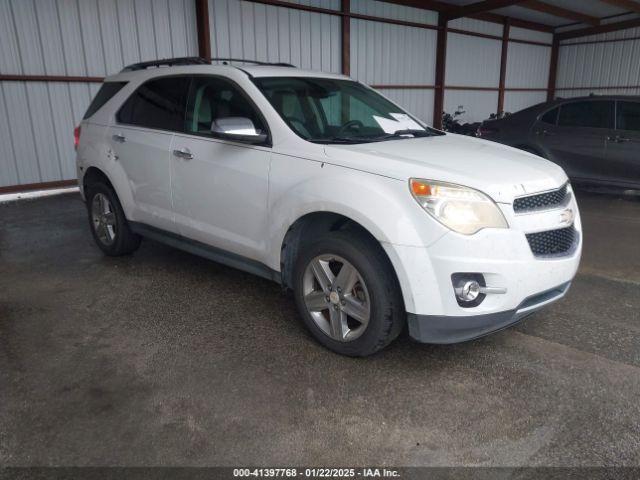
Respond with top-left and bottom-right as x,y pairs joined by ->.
409,179 -> 508,235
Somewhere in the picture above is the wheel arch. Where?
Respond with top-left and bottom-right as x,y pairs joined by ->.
80,165 -> 135,220
82,166 -> 115,194
279,211 -> 407,311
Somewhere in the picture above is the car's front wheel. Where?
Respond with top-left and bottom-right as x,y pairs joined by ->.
85,182 -> 141,256
293,231 -> 404,356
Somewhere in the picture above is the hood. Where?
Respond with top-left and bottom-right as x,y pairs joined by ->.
323,133 -> 568,203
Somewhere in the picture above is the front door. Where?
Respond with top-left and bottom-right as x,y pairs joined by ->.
533,100 -> 612,183
606,100 -> 640,188
170,76 -> 271,262
108,76 -> 190,232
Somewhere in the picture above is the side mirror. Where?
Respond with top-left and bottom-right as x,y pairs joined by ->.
211,117 -> 268,144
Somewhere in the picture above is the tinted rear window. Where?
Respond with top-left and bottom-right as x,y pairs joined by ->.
558,101 -> 614,129
83,82 -> 127,119
617,101 -> 640,131
117,76 -> 189,131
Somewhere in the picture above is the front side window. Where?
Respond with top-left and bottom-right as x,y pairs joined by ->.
558,100 -> 614,129
185,76 -> 266,138
616,101 -> 640,132
254,77 -> 438,144
117,76 -> 190,131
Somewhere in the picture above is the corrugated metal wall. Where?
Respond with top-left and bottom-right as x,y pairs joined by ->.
208,0 -> 341,72
0,0 -> 571,189
0,0 -> 198,189
444,20 -> 552,123
504,28 -> 552,113
349,0 -> 437,125
556,26 -> 640,99
503,42 -> 550,113
445,26 -> 501,123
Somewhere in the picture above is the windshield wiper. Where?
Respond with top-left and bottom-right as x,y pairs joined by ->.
307,128 -> 445,144
367,129 -> 443,141
307,136 -> 376,144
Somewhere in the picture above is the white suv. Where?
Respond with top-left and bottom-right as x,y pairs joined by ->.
76,57 -> 581,356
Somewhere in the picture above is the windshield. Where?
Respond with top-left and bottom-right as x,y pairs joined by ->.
254,77 -> 442,144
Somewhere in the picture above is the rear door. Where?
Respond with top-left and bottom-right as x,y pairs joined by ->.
533,100 -> 612,182
606,100 -> 640,188
108,76 -> 189,233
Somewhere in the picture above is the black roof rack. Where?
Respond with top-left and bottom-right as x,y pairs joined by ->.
210,57 -> 295,67
120,56 -> 296,73
120,57 -> 208,72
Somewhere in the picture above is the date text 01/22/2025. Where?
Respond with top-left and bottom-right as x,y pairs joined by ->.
232,468 -> 401,477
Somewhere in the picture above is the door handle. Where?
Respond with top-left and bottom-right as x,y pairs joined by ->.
112,133 -> 126,143
173,148 -> 193,160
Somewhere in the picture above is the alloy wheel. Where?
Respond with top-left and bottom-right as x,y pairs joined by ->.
91,193 -> 117,246
302,254 -> 371,342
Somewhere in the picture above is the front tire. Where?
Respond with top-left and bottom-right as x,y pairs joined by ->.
85,182 -> 141,256
293,231 -> 404,356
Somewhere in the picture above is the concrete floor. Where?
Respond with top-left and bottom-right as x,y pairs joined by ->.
1,190 -> 639,467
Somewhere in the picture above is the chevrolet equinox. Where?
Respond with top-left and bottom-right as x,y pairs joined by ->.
75,57 -> 582,356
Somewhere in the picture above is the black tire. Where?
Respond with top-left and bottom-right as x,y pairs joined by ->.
85,182 -> 141,256
293,231 -> 404,357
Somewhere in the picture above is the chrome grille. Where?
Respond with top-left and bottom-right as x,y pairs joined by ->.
526,226 -> 577,257
513,184 -> 568,213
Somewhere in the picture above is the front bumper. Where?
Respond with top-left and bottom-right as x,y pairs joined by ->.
407,281 -> 571,343
382,189 -> 582,344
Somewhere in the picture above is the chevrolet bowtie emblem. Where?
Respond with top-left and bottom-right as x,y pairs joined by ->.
560,208 -> 575,226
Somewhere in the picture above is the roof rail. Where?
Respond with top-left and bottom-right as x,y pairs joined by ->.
120,57 -> 208,72
120,56 -> 296,73
211,58 -> 295,67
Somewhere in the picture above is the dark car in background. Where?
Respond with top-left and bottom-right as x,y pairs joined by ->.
477,96 -> 640,191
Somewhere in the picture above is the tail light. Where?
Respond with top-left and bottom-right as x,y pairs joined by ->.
74,125 -> 81,150
476,126 -> 498,138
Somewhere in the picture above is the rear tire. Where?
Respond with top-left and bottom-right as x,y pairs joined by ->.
293,231 -> 404,356
85,182 -> 141,256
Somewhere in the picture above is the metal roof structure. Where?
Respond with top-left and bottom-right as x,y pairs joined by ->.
387,0 -> 640,35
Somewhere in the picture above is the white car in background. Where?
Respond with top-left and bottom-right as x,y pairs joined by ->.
75,57 -> 582,356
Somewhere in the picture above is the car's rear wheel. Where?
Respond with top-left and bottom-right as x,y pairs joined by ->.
293,231 -> 404,356
86,182 -> 140,256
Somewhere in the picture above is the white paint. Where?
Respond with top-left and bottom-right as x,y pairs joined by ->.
78,64 -> 581,319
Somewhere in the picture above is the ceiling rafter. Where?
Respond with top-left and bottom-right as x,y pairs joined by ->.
382,0 -> 554,32
443,0 -> 528,21
472,11 -> 553,31
557,16 -> 640,40
597,0 -> 640,14
520,0 -> 601,26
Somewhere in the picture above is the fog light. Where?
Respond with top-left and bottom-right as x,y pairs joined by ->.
457,280 -> 480,302
451,273 -> 486,308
